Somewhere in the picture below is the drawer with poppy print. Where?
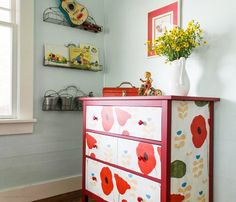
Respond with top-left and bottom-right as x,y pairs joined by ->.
86,158 -> 161,202
117,138 -> 161,180
86,106 -> 162,141
85,131 -> 162,180
85,132 -> 117,164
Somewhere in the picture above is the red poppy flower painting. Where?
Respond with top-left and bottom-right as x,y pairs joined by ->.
115,108 -> 131,126
136,143 -> 156,175
114,174 -> 131,195
170,194 -> 185,202
100,167 -> 114,195
101,107 -> 114,132
86,133 -> 97,149
190,115 -> 207,148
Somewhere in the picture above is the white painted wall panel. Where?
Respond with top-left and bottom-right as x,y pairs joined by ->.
0,0 -> 105,190
103,0 -> 236,201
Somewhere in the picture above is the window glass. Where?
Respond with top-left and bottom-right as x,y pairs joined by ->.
0,0 -> 11,9
0,25 -> 12,116
0,9 -> 11,22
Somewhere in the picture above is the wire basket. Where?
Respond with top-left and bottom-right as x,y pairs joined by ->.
42,86 -> 93,111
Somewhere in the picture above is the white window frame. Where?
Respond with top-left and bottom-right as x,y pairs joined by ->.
0,0 -> 36,135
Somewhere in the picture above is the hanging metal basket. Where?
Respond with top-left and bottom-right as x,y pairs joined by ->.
42,85 -> 93,111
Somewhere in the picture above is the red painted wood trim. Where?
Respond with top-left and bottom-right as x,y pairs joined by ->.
161,100 -> 172,202
80,96 -> 220,102
86,129 -> 162,146
209,102 -> 214,202
84,99 -> 163,107
82,102 -> 87,202
86,156 -> 162,184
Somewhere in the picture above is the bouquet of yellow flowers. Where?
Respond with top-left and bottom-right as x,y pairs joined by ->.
149,20 -> 206,62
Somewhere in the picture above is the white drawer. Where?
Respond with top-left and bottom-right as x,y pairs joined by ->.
86,132 -> 161,180
117,138 -> 161,180
86,158 -> 161,202
85,132 -> 117,164
86,158 -> 115,201
86,106 -> 162,141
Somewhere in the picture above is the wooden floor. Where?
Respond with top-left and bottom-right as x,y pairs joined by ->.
33,190 -> 95,202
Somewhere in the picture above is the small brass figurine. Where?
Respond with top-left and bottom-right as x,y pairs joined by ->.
139,71 -> 153,96
138,71 -> 162,96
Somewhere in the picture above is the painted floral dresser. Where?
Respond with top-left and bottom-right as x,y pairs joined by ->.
80,96 -> 219,202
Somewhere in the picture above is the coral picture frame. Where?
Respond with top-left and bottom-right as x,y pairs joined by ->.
147,1 -> 181,57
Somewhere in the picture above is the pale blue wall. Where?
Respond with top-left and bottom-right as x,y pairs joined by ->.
104,0 -> 236,201
1,1 -> 236,201
0,0 -> 104,190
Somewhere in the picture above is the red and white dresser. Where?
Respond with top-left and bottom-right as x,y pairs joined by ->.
80,96 -> 219,202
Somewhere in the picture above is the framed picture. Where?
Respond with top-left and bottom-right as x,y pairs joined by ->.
147,1 -> 181,57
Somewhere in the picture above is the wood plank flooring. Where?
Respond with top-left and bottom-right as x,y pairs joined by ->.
33,190 -> 82,202
33,190 -> 95,202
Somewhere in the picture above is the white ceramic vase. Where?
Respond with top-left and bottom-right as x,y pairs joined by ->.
168,57 -> 190,96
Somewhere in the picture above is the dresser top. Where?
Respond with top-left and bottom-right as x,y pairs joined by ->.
80,96 -> 220,102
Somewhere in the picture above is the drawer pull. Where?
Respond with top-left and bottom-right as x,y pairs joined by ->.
138,120 -> 145,125
137,196 -> 143,202
138,152 -> 148,161
138,156 -> 148,162
93,116 -> 98,121
138,156 -> 144,161
92,176 -> 97,181
93,145 -> 98,149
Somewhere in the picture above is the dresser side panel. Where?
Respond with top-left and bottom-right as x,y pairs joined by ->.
171,100 -> 210,202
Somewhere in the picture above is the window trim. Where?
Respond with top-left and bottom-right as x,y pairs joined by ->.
0,0 -> 36,135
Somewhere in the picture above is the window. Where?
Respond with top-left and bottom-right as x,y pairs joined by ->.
0,0 -> 35,135
0,0 -> 16,118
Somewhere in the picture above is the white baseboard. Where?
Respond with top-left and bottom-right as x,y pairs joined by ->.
0,175 -> 82,202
